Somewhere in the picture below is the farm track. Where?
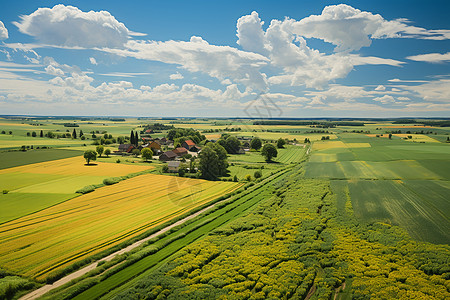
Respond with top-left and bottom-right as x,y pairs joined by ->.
19,196 -> 231,300
20,170 -> 288,300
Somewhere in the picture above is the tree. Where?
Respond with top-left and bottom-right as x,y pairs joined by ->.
79,129 -> 84,137
27,132 -> 30,136
208,142 -> 228,176
134,132 -> 139,146
130,131 -> 135,146
389,133 -> 392,139
233,175 -> 238,182
254,170 -> 262,179
84,150 -> 97,165
132,148 -> 141,157
245,174 -> 252,181
141,148 -> 153,161
261,144 -> 277,162
104,148 -> 111,157
199,146 -> 220,180
72,129 -> 77,139
277,138 -> 286,148
250,137 -> 262,150
96,145 -> 104,157
32,131 -> 37,137
225,136 -> 241,154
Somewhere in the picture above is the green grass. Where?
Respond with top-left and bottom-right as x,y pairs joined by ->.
0,193 -> 77,224
0,149 -> 83,170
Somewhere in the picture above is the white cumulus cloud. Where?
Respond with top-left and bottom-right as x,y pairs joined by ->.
236,11 -> 268,55
45,65 -> 64,76
375,85 -> 386,91
373,95 -> 395,104
291,4 -> 450,52
89,57 -> 98,65
13,4 -> 131,48
0,21 -> 8,40
169,72 -> 184,80
105,37 -> 269,91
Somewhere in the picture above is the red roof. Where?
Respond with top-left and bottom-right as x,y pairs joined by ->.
173,147 -> 188,155
184,140 -> 195,146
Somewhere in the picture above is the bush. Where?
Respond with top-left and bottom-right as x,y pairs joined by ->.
254,171 -> 262,179
116,159 -> 121,163
162,165 -> 169,173
2,190 -> 8,194
103,177 -> 121,185
245,174 -> 252,181
76,185 -> 96,194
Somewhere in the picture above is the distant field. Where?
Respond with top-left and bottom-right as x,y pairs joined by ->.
0,134 -> 88,150
0,156 -> 152,223
233,132 -> 337,141
0,174 -> 242,281
0,149 -> 82,169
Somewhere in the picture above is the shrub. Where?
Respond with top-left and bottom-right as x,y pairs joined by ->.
103,177 -> 121,185
76,185 -> 96,194
245,174 -> 252,181
2,190 -> 8,194
254,170 -> 262,179
116,159 -> 121,163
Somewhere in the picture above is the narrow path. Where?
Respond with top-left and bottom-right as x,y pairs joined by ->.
19,200 -> 225,300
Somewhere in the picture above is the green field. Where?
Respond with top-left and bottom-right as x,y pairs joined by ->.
0,149 -> 82,169
307,133 -> 450,244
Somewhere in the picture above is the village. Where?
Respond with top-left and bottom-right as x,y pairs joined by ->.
114,129 -> 252,175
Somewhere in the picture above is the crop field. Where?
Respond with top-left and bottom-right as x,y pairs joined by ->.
233,131 -> 337,141
0,149 -> 82,169
0,174 -> 242,281
308,132 -> 450,244
0,156 -> 152,223
331,180 -> 450,244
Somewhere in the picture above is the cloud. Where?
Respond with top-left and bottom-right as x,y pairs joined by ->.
13,4 -> 131,48
373,95 -> 395,104
98,72 -> 152,77
290,4 -> 450,52
105,37 -> 269,91
349,55 -> 404,66
236,11 -> 268,55
397,97 -> 410,101
0,20 -> 8,40
169,72 -> 184,80
406,52 -> 450,63
375,85 -> 386,91
45,65 -> 64,76
394,79 -> 450,102
89,57 -> 98,65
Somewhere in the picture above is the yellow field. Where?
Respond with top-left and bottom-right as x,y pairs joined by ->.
394,134 -> 440,143
313,141 -> 346,150
0,174 -> 242,281
0,156 -> 151,177
345,143 -> 371,148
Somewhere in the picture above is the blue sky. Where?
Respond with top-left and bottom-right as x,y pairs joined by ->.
0,0 -> 449,117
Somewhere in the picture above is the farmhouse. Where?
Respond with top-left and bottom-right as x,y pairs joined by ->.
118,144 -> 135,153
147,140 -> 161,151
182,140 -> 196,150
168,161 -> 181,173
173,147 -> 188,157
159,151 -> 177,161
